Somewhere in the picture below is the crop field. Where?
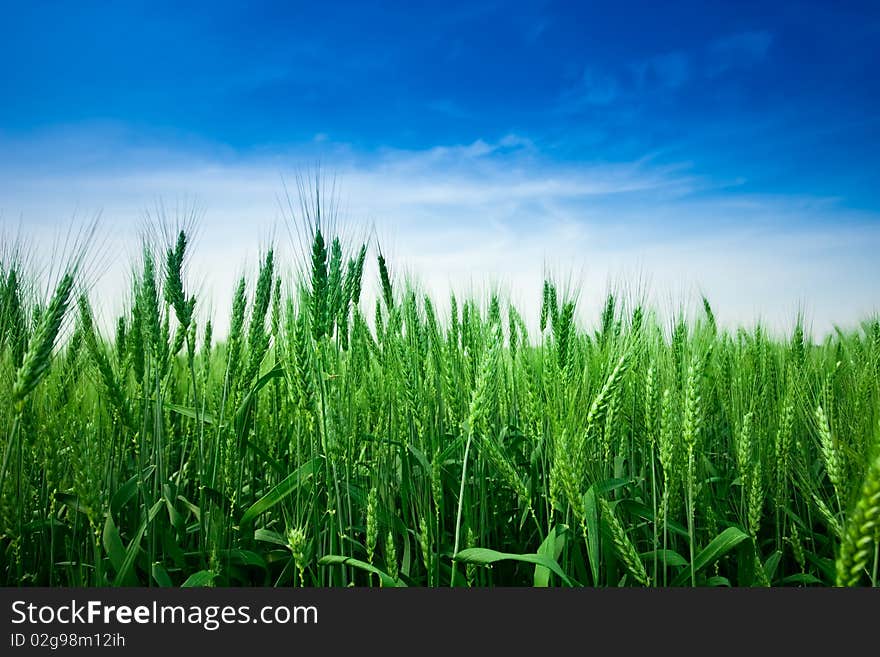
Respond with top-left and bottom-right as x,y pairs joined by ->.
1,214 -> 879,588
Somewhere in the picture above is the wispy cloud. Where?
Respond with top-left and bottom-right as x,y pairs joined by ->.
632,51 -> 690,90
2,127 -> 877,338
561,29 -> 773,115
561,68 -> 621,110
706,30 -> 773,76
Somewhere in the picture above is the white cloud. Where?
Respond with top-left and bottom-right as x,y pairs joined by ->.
1,129 -> 877,340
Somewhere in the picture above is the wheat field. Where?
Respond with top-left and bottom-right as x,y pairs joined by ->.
1,210 -> 879,588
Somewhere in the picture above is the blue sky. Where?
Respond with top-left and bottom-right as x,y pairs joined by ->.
1,1 -> 879,334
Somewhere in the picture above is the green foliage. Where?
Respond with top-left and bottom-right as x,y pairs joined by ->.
1,223 -> 879,588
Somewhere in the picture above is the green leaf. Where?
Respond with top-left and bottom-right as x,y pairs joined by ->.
534,524 -> 568,587
318,555 -> 406,587
672,526 -> 749,586
707,575 -> 731,587
243,436 -> 286,476
453,548 -> 573,587
619,499 -> 689,539
151,563 -> 173,587
110,475 -> 139,517
176,494 -> 200,520
162,530 -> 187,569
593,477 -> 634,496
200,485 -> 231,511
222,549 -> 267,571
762,550 -> 783,583
239,458 -> 320,527
234,364 -> 285,431
181,570 -> 216,587
55,492 -> 90,517
693,527 -> 750,573
102,514 -> 131,584
438,434 -> 466,462
407,444 -> 431,474
113,500 -> 162,587
639,549 -> 688,568
806,552 -> 836,582
583,487 -> 600,586
163,401 -> 218,426
163,491 -> 185,530
779,573 -> 824,586
255,528 -> 289,548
